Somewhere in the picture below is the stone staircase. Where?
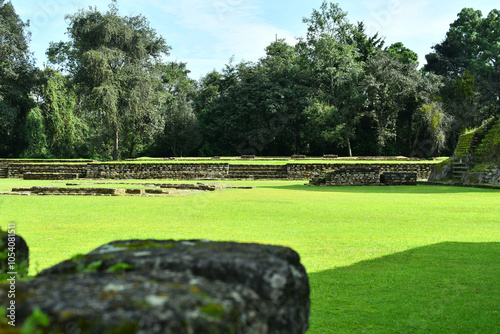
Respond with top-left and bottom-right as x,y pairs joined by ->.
471,117 -> 499,163
227,164 -> 289,179
450,117 -> 498,181
451,161 -> 468,180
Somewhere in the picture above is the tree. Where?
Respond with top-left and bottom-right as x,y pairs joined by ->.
351,21 -> 384,62
297,1 -> 364,156
196,40 -> 312,157
22,107 -> 48,158
47,1 -> 170,160
425,8 -> 500,143
161,97 -> 200,157
386,42 -> 418,64
37,69 -> 86,158
154,62 -> 200,157
361,51 -> 420,155
0,0 -> 37,157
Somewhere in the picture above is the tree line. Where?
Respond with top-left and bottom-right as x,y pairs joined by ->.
1,0 -> 498,160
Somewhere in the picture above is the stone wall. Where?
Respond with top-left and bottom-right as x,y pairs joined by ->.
85,163 -> 230,179
22,172 -> 79,180
7,163 -> 87,179
309,167 -> 419,186
4,161 -> 435,180
380,172 -> 417,185
461,165 -> 500,185
287,163 -> 432,180
310,167 -> 381,186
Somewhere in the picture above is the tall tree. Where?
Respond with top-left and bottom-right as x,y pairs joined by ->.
0,0 -> 37,157
154,62 -> 200,157
37,69 -> 85,158
47,1 -> 170,160
297,1 -> 363,156
386,42 -> 418,64
196,40 -> 311,157
425,8 -> 500,143
362,50 -> 420,155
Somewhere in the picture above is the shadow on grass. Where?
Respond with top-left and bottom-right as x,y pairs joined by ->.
257,184 -> 499,194
308,242 -> 500,333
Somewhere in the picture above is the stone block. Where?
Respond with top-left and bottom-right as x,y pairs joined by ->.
37,239 -> 310,333
380,172 -> 417,185
0,229 -> 29,276
125,188 -> 145,195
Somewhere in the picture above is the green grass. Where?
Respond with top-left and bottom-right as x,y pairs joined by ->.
99,158 -> 442,165
0,179 -> 499,333
3,156 -> 444,165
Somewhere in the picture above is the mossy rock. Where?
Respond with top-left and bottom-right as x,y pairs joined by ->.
36,239 -> 310,333
0,228 -> 29,278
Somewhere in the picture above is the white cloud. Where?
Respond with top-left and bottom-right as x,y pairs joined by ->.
140,0 -> 297,77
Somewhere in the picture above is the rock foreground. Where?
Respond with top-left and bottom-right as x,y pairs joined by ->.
1,239 -> 310,333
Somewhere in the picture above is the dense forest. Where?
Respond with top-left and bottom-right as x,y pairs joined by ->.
1,1 -> 499,160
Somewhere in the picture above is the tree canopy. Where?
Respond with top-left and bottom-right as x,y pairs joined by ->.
425,8 -> 500,146
1,1 -> 497,159
0,0 -> 37,157
47,2 -> 170,160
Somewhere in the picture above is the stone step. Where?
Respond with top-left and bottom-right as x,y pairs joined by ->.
0,167 -> 8,178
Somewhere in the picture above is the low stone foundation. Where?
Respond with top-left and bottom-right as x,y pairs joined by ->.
7,183 -> 226,196
12,186 -> 126,196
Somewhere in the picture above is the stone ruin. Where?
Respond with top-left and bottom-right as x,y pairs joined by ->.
308,166 -> 417,186
429,116 -> 500,187
0,234 -> 310,333
2,182 -> 228,197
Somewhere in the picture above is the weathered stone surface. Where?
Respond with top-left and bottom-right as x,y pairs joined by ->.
428,163 -> 452,182
23,172 -> 79,180
309,167 -> 381,186
1,271 -> 269,333
3,159 -> 434,180
289,163 -> 432,180
380,172 -> 417,185
0,229 -> 29,275
11,186 -> 125,196
38,239 -> 310,333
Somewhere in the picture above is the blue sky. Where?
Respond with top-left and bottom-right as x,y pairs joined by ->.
12,0 -> 499,79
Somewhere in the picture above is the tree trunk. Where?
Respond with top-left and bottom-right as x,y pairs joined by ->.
347,138 -> 352,157
128,137 -> 136,159
112,127 -> 119,161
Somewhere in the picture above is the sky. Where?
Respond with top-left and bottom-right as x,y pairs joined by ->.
11,0 -> 500,80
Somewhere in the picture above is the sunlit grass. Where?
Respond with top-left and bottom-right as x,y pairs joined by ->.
0,179 -> 498,333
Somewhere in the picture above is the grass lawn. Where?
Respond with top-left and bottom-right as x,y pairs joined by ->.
0,179 -> 499,333
97,158 -> 443,165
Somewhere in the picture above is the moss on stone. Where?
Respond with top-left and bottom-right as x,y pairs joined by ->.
107,263 -> 134,273
200,302 -> 226,319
